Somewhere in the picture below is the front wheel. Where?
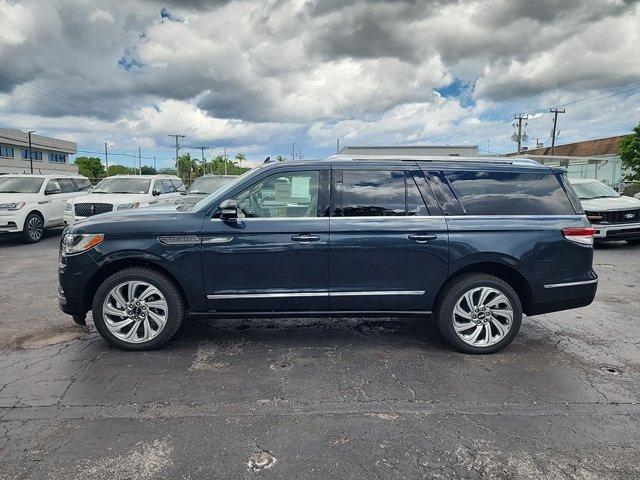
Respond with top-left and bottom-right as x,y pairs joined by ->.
92,267 -> 185,350
435,273 -> 522,354
22,212 -> 44,243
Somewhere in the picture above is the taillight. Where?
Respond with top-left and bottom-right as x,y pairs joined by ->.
562,227 -> 595,246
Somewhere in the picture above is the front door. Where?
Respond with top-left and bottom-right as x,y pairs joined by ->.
329,166 -> 449,312
201,167 -> 330,312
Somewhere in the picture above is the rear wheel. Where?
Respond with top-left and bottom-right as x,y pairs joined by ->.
21,212 -> 44,243
436,273 -> 522,354
92,267 -> 185,350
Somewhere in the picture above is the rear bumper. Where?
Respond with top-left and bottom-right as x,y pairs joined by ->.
592,221 -> 640,240
525,272 -> 598,316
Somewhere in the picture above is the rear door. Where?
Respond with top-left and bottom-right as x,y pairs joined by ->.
328,164 -> 449,312
41,179 -> 65,225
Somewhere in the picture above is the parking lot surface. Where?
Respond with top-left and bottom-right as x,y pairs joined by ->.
1,233 -> 639,479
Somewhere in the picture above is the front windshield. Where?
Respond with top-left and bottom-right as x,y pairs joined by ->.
92,177 -> 151,194
191,168 -> 259,211
572,181 -> 619,200
188,176 -> 235,195
0,177 -> 44,193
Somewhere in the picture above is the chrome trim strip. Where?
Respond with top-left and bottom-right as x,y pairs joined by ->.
543,279 -> 598,289
445,215 -> 584,220
202,236 -> 234,244
157,235 -> 201,245
331,290 -> 425,296
211,214 -> 584,222
207,290 -> 426,300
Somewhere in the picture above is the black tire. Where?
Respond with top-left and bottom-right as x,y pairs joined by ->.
435,273 -> 522,354
626,239 -> 640,245
92,267 -> 185,351
21,212 -> 45,243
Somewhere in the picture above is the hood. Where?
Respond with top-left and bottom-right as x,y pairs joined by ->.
0,193 -> 41,204
71,192 -> 150,205
581,195 -> 640,212
178,194 -> 206,205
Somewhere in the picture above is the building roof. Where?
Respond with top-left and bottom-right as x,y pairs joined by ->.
505,135 -> 629,157
0,128 -> 77,154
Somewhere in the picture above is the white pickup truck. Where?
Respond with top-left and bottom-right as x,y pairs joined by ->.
0,174 -> 91,243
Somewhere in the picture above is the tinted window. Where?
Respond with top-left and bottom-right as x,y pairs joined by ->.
339,170 -> 406,217
235,170 -> 321,218
446,170 -> 576,215
73,178 -> 92,191
171,179 -> 187,193
45,179 -> 62,193
407,172 -> 430,216
161,180 -> 176,193
93,178 -> 151,194
57,178 -> 77,193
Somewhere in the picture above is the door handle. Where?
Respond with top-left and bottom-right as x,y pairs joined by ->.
408,233 -> 437,243
291,234 -> 320,243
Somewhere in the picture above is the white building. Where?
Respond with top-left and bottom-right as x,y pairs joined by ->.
0,128 -> 78,175
338,145 -> 479,157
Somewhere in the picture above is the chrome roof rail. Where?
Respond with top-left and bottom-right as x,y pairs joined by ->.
322,154 -> 542,166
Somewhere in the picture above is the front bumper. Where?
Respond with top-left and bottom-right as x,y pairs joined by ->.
58,248 -> 100,316
0,211 -> 26,233
592,221 -> 640,240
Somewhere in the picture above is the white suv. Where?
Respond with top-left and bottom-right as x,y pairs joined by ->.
64,174 -> 185,225
0,174 -> 91,243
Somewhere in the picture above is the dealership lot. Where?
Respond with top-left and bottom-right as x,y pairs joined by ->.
1,234 -> 639,479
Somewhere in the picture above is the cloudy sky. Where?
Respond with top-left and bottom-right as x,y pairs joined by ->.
0,0 -> 639,169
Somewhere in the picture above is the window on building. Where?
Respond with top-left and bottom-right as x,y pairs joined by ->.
49,153 -> 67,163
0,146 -> 14,157
445,170 -> 576,215
21,150 -> 42,161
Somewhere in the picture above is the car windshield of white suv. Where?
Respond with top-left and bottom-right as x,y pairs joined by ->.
572,181 -> 619,200
0,177 -> 44,193
92,178 -> 151,194
187,176 -> 234,195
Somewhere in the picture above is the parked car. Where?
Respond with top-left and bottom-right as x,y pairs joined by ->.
64,174 -> 185,225
0,174 -> 91,243
59,156 -> 597,353
569,178 -> 640,245
178,174 -> 238,207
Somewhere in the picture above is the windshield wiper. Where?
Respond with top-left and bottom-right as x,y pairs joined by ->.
111,191 -> 136,194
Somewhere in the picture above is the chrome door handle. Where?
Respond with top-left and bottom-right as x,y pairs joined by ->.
291,234 -> 320,243
408,234 -> 437,243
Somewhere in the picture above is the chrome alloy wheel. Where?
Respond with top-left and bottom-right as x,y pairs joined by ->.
102,280 -> 168,343
452,286 -> 513,348
27,216 -> 43,241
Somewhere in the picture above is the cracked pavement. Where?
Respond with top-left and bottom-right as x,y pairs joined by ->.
0,233 -> 639,479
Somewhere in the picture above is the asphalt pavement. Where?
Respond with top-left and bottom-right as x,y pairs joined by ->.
0,232 -> 639,479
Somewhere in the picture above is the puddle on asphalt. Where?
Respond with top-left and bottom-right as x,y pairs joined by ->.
15,325 -> 87,349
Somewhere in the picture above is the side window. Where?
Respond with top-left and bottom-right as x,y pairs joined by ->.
45,179 -> 62,194
73,178 -> 92,191
407,173 -> 429,216
335,170 -> 408,217
445,170 -> 577,215
57,178 -> 77,193
161,180 -> 176,193
172,179 -> 186,193
235,170 -> 321,218
153,180 -> 164,194
424,171 -> 465,215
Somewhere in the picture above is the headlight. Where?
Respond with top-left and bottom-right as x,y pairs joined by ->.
62,233 -> 104,256
0,202 -> 25,211
65,203 -> 72,211
117,202 -> 140,210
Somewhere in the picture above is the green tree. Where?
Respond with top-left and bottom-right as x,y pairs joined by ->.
621,123 -> 640,181
106,164 -> 136,176
140,166 -> 157,175
74,156 -> 105,179
235,153 -> 246,167
158,167 -> 177,175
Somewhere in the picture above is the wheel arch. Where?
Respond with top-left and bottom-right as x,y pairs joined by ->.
82,258 -> 189,313
436,262 -> 534,315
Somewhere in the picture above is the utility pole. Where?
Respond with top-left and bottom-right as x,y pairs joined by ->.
104,142 -> 110,175
336,139 -> 340,153
512,114 -> 528,153
292,141 -> 295,161
196,146 -> 209,175
27,130 -> 35,174
168,133 -> 186,177
224,147 -> 228,175
153,155 -> 157,172
549,107 -> 565,155
137,147 -> 142,175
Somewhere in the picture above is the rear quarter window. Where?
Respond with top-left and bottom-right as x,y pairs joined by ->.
445,170 -> 577,216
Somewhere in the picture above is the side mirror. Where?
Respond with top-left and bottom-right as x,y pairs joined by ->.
152,189 -> 162,196
219,199 -> 238,220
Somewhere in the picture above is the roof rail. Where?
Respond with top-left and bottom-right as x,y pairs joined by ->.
323,154 -> 541,166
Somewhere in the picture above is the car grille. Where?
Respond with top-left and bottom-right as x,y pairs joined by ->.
586,209 -> 640,224
74,203 -> 113,217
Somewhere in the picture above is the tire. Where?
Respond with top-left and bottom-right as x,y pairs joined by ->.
21,212 -> 45,243
625,239 -> 640,245
435,273 -> 522,354
92,267 -> 185,351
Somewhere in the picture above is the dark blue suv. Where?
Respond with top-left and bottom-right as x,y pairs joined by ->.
58,156 -> 597,353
